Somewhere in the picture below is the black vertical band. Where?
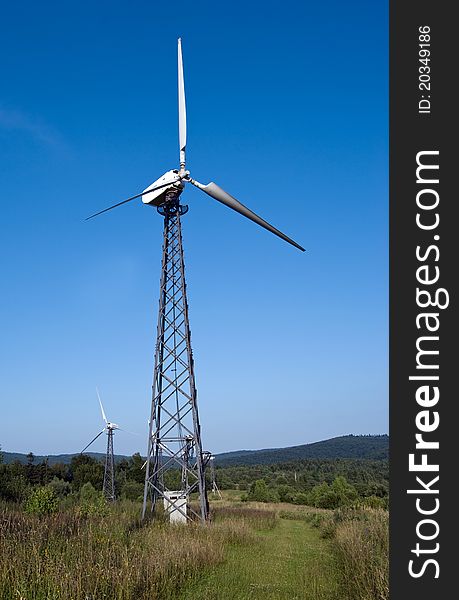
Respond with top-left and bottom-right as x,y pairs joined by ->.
390,1 -> 455,596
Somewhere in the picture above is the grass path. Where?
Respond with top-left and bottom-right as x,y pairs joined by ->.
179,517 -> 339,600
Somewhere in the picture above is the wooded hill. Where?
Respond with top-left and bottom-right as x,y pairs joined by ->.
215,435 -> 388,466
1,434 -> 388,466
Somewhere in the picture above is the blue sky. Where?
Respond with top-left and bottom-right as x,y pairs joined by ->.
0,1 -> 387,456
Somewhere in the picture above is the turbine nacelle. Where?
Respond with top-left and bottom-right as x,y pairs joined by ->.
80,389 -> 124,454
142,170 -> 185,206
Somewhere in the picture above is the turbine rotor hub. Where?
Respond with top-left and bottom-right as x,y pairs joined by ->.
157,184 -> 188,216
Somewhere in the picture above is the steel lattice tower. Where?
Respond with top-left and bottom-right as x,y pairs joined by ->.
142,193 -> 209,522
103,428 -> 116,502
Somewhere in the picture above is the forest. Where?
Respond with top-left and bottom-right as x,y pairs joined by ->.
0,447 -> 388,510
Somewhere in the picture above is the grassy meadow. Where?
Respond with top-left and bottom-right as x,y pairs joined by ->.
0,491 -> 388,600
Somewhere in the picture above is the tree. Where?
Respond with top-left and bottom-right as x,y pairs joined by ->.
331,476 -> 358,506
277,484 -> 296,503
48,476 -> 71,497
293,493 -> 309,505
309,482 -> 336,508
248,479 -> 269,502
126,453 -> 145,484
309,477 -> 358,509
78,482 -> 108,516
121,481 -> 144,501
70,455 -> 104,491
0,464 -> 29,502
79,481 -> 99,502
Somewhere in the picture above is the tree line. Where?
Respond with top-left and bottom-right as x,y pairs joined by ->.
0,447 -> 388,509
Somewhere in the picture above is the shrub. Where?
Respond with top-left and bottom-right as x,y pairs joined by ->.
24,486 -> 58,516
247,479 -> 269,502
79,481 -> 98,502
293,492 -> 309,505
268,488 -> 280,503
121,481 -> 144,501
48,476 -> 71,498
77,482 -> 109,517
320,518 -> 337,539
332,476 -> 358,505
277,484 -> 296,503
77,494 -> 109,517
0,468 -> 29,503
360,495 -> 387,509
309,476 -> 358,509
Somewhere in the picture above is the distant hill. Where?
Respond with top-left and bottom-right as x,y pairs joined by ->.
0,452 -> 131,466
214,435 -> 388,466
1,435 -> 388,467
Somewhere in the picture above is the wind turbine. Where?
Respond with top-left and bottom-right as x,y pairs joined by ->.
81,388 -> 120,502
87,39 -> 304,523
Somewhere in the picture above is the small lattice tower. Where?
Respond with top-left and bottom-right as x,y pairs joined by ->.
103,426 -> 116,502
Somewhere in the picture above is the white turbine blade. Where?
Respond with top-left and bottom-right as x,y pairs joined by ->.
178,38 -> 187,168
96,387 -> 108,424
118,427 -> 140,436
189,179 -> 305,252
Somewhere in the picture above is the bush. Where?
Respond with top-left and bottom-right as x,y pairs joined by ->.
360,495 -> 387,509
0,467 -> 29,503
78,495 -> 109,517
247,479 -> 269,502
267,488 -> 280,503
77,482 -> 109,517
277,484 -> 296,503
121,481 -> 144,501
293,493 -> 309,505
320,518 -> 337,539
48,476 -> 71,498
309,476 -> 358,509
24,486 -> 58,516
70,455 -> 104,492
79,481 -> 98,502
58,494 -> 79,511
306,512 -> 329,530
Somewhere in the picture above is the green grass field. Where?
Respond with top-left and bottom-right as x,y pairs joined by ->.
0,493 -> 387,600
180,514 -> 339,600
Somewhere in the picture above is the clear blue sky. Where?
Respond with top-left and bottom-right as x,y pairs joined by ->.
0,0 -> 387,456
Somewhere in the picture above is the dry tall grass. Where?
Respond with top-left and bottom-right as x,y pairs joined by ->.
300,505 -> 388,600
212,505 -> 277,529
0,501 -> 272,600
333,508 -> 388,600
0,498 -> 387,600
